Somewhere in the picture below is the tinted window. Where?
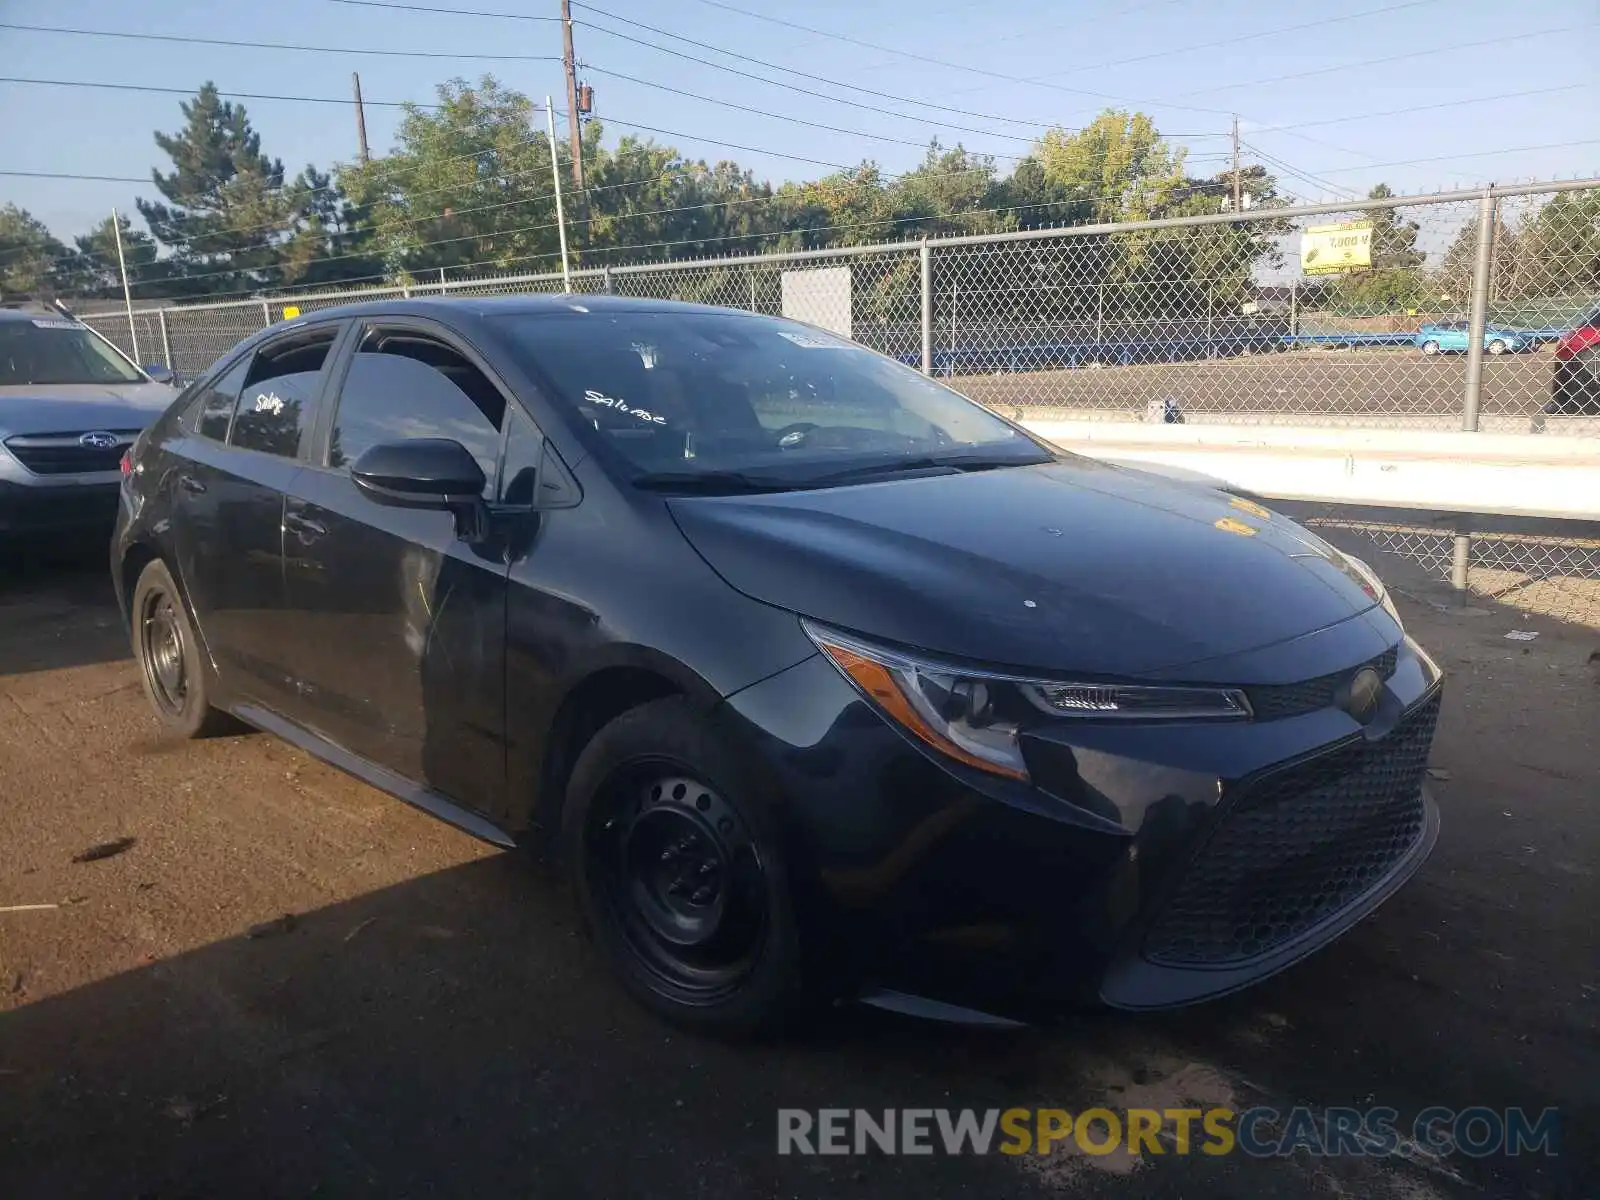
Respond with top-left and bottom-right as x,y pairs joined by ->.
230,329 -> 337,459
500,407 -> 543,505
0,317 -> 144,385
329,329 -> 505,495
491,311 -> 1045,484
191,358 -> 250,441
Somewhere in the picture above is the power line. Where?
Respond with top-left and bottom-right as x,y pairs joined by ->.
950,0 -> 1191,52
653,0 -> 1239,117
0,76 -> 443,109
583,65 -> 1039,159
0,169 -> 149,183
576,27 -> 1042,147
0,22 -> 562,62
1251,84 -> 1593,136
321,0 -> 561,19
1240,143 -> 1360,200
170,180 -> 1236,303
1006,0 -> 1444,85
21,134 -> 1239,288
1171,25 -> 1584,99
570,6 -> 1134,135
1290,139 -> 1600,176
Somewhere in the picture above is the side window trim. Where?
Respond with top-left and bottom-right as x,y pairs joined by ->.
316,316 -> 522,498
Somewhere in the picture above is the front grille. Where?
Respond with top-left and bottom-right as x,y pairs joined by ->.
1246,644 -> 1399,721
1144,692 -> 1440,966
3,432 -> 136,475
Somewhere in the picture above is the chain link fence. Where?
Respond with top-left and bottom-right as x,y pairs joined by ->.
77,180 -> 1600,625
1295,509 -> 1600,628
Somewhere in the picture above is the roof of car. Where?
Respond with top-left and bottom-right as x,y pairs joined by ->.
285,293 -> 758,325
0,301 -> 76,322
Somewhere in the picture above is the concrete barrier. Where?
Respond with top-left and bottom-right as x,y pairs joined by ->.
1022,419 -> 1600,521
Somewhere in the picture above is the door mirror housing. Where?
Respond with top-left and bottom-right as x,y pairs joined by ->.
350,439 -> 487,513
144,364 -> 176,385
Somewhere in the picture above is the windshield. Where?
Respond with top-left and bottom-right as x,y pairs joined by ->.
0,318 -> 145,386
493,310 -> 1051,488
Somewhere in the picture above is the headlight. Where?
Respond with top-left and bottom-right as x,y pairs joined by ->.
802,621 -> 1252,783
1339,552 -> 1402,628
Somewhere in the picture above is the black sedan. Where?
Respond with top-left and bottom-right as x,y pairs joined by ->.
112,295 -> 1442,1032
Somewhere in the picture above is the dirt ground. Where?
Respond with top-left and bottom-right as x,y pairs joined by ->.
1,541 -> 1595,1199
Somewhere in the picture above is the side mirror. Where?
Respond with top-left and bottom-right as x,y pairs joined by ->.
351,439 -> 486,519
144,364 -> 176,385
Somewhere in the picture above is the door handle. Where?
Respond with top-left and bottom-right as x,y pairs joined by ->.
177,473 -> 206,495
283,512 -> 327,539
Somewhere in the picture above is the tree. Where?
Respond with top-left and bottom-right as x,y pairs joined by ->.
1339,183 -> 1427,314
0,205 -> 69,297
1033,111 -> 1187,223
137,83 -> 330,296
340,76 -> 564,278
64,213 -> 166,298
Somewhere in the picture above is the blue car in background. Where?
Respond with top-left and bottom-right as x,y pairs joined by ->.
1415,321 -> 1533,356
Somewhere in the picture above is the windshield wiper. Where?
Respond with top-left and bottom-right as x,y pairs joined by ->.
806,452 -> 1053,486
631,469 -> 797,494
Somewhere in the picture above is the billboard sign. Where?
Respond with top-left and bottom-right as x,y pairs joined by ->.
1300,221 -> 1373,275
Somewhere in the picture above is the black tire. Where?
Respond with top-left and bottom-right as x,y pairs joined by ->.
1421,339 -> 1441,356
563,696 -> 807,1035
129,558 -> 233,738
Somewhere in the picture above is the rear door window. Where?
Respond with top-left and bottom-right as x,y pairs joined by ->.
229,327 -> 339,459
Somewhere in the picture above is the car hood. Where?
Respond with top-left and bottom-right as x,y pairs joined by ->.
0,382 -> 176,436
668,459 -> 1384,678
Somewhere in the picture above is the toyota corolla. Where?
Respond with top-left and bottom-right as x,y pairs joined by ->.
112,295 -> 1443,1032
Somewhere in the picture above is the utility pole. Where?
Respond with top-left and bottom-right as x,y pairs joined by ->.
352,72 -> 370,166
561,0 -> 584,190
1231,115 -> 1241,212
111,208 -> 141,365
545,98 -> 572,291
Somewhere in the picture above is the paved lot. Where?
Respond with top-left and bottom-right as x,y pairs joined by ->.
955,348 -> 1585,430
1,545 -> 1596,1199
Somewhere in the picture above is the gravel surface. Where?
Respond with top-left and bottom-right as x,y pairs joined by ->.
1,544 -> 1595,1199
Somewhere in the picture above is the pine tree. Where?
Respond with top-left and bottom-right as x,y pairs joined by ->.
136,83 -> 326,295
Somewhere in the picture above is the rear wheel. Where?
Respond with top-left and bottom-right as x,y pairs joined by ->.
563,697 -> 806,1035
130,559 -> 233,738
1421,339 -> 1441,356
1488,339 -> 1507,355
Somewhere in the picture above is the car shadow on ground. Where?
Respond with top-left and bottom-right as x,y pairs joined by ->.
0,544 -> 127,676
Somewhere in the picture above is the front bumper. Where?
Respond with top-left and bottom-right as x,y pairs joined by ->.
0,478 -> 121,537
721,617 -> 1444,1017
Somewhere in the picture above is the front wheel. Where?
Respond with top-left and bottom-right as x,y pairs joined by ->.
130,558 -> 233,738
563,697 -> 807,1035
1421,339 -> 1441,356
1488,339 -> 1507,356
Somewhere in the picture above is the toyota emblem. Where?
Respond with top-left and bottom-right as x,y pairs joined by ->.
1338,667 -> 1385,724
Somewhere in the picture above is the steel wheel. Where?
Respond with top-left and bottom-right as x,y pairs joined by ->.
585,762 -> 770,1003
138,586 -> 189,717
1422,340 -> 1441,356
1488,339 -> 1507,355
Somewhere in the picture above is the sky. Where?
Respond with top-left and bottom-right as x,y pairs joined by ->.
0,0 -> 1594,243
